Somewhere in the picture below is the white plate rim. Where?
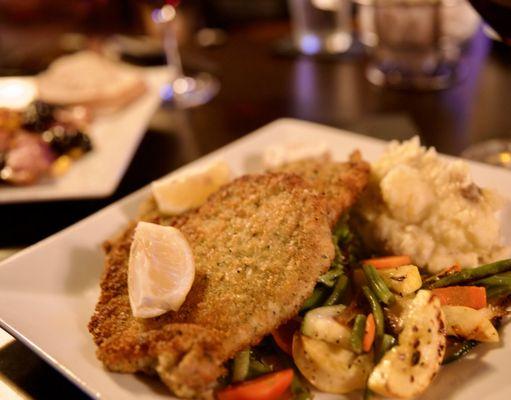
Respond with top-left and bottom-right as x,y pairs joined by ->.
1,118 -> 511,400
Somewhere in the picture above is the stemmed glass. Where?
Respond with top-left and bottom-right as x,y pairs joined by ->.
143,1 -> 219,108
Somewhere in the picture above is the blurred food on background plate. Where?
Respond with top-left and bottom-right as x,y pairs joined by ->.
0,101 -> 92,185
37,50 -> 147,114
0,50 -> 147,186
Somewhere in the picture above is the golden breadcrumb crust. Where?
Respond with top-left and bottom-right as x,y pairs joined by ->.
272,151 -> 370,227
89,173 -> 335,397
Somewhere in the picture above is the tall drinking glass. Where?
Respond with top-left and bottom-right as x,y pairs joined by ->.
288,0 -> 353,55
357,0 -> 474,90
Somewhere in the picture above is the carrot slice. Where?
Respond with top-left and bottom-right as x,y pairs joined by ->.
271,318 -> 301,355
451,264 -> 462,272
362,255 -> 411,269
432,286 -> 487,310
217,369 -> 294,400
363,313 -> 376,352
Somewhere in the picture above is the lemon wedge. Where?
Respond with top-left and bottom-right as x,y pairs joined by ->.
151,159 -> 231,215
128,221 -> 195,318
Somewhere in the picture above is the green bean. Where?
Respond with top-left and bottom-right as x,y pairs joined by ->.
376,334 -> 396,362
301,285 -> 329,311
333,218 -> 350,244
442,340 -> 479,365
472,272 -> 511,287
421,274 -> 442,288
464,270 -> 511,299
422,265 -> 470,287
486,285 -> 511,299
232,349 -> 250,382
362,286 -> 384,338
294,393 -> 312,400
291,374 -> 312,400
324,274 -> 349,306
318,267 -> 344,287
331,245 -> 345,270
247,360 -> 272,379
427,259 -> 511,289
363,265 -> 395,305
351,314 -> 367,354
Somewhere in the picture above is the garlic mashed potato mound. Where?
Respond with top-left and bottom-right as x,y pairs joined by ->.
356,137 -> 509,273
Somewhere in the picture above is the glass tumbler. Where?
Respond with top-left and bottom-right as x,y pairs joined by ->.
357,0 -> 476,90
288,0 -> 353,55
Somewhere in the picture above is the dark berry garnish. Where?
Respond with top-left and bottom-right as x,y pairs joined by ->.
42,125 -> 93,155
22,101 -> 56,132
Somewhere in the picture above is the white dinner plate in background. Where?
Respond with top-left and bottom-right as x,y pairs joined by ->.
0,67 -> 169,204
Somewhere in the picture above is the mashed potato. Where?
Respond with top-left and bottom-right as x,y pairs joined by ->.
355,137 -> 510,273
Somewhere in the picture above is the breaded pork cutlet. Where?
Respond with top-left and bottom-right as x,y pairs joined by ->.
272,151 -> 370,227
89,173 -> 335,397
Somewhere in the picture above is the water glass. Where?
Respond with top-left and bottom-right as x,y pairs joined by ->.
288,0 -> 352,55
357,0 -> 479,90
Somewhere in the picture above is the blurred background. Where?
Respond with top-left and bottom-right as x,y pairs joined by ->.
2,0 -> 505,142
0,0 -> 510,398
0,0 -> 508,153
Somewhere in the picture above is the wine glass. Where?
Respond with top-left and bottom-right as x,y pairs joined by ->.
143,1 -> 219,108
459,0 -> 511,167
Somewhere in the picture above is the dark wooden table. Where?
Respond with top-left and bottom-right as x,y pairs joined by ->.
0,18 -> 510,400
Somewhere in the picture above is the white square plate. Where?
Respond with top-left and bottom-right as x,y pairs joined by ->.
0,119 -> 510,399
0,67 -> 169,204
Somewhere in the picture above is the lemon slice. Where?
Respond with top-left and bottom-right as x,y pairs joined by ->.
128,221 -> 195,318
151,159 -> 231,215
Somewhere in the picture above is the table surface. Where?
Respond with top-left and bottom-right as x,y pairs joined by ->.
1,18 -> 511,400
